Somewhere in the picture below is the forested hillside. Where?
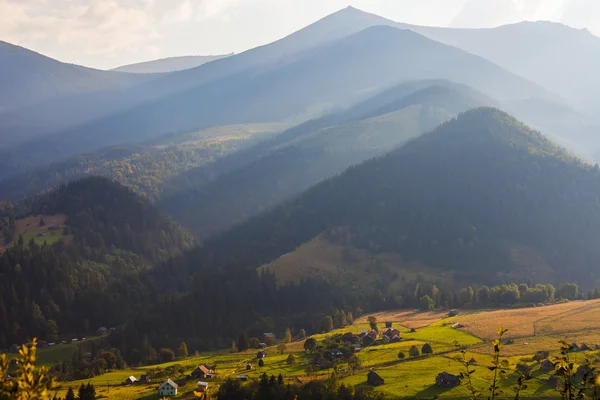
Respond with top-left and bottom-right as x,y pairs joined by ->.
0,177 -> 194,348
189,108 -> 600,287
162,83 -> 490,238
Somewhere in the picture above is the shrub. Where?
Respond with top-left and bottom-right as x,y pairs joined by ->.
409,345 -> 420,357
421,343 -> 433,354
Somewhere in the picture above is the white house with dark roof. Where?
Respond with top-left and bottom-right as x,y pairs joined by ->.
158,379 -> 178,397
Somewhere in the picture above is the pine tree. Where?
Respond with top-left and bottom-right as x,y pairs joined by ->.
283,328 -> 292,343
78,383 -> 86,400
65,387 -> 76,400
178,341 -> 188,358
237,331 -> 249,351
321,316 -> 334,333
346,312 -> 354,325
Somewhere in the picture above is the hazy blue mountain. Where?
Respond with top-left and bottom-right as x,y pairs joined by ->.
111,54 -> 233,73
160,81 -> 491,238
408,21 -> 600,115
0,7 -> 396,152
0,40 -> 156,110
194,108 -> 600,286
4,25 -> 551,174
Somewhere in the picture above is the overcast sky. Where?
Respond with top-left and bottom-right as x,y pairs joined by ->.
1,0 -> 599,70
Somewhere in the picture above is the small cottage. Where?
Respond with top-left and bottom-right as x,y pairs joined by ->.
367,330 -> 378,339
139,375 -> 150,384
236,375 -> 248,381
580,343 -> 592,351
436,372 -> 461,388
263,333 -> 276,342
448,309 -> 459,317
158,379 -> 178,397
125,376 -> 138,385
256,350 -> 267,359
468,358 -> 477,365
385,322 -> 393,328
451,323 -> 464,329
540,359 -> 554,371
390,335 -> 401,343
331,350 -> 343,358
367,370 -> 384,386
192,365 -> 210,379
246,363 -> 253,370
410,328 -> 416,333
197,382 -> 209,392
571,343 -> 581,352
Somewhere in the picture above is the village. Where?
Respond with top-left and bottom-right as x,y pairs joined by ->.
39,300 -> 600,399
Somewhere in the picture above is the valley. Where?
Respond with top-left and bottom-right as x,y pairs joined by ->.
3,3 -> 600,400
26,300 -> 600,399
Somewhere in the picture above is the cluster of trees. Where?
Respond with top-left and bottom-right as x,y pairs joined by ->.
397,343 -> 433,360
62,384 -> 96,400
217,373 -> 386,400
320,309 -> 356,333
302,333 -> 361,373
48,343 -> 128,381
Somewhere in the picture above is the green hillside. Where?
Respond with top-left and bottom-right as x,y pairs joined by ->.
194,108 -> 600,287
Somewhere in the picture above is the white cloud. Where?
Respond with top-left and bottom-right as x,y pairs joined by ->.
162,0 -> 194,24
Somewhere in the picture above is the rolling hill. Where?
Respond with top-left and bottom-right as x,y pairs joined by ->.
161,81 -> 491,238
111,54 -> 233,73
191,108 -> 600,287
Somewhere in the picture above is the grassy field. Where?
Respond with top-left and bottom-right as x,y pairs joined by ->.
9,214 -> 72,247
259,235 -> 451,288
39,300 -> 600,399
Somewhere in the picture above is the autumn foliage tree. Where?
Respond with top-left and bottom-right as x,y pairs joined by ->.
0,338 -> 56,400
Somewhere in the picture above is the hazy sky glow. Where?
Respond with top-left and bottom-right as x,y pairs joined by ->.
1,0 -> 598,69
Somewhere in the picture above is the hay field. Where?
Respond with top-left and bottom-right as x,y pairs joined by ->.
355,309 -> 470,329
453,300 -> 600,340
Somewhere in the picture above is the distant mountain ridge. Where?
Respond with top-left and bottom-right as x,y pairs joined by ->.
111,54 -> 233,74
2,24 -> 552,174
0,40 -> 157,110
